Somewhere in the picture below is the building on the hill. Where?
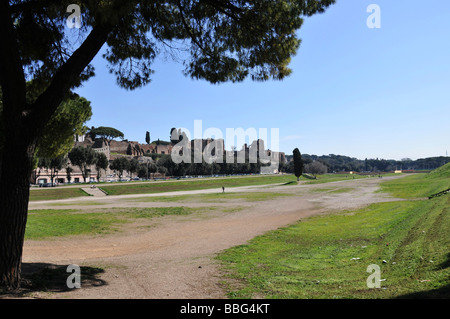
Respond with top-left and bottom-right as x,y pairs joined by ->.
31,131 -> 285,184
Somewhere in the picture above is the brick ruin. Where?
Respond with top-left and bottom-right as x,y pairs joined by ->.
32,133 -> 285,185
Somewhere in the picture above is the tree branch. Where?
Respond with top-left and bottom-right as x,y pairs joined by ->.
176,0 -> 211,58
202,0 -> 242,22
30,23 -> 113,131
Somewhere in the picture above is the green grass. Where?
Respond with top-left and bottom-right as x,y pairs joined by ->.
29,188 -> 89,201
309,187 -> 355,194
302,174 -> 368,184
25,209 -> 123,239
99,175 -> 297,196
25,207 -> 200,240
118,206 -> 194,219
27,175 -> 299,201
101,174 -> 382,196
126,192 -> 295,203
218,197 -> 450,299
28,173 -> 382,202
48,201 -> 104,206
124,194 -> 194,202
217,164 -> 450,299
180,191 -> 295,202
380,163 -> 450,199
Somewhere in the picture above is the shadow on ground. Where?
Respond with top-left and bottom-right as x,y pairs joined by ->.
282,181 -> 298,186
436,252 -> 450,270
396,284 -> 450,299
0,263 -> 107,298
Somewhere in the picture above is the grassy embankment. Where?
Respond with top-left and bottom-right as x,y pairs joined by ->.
28,175 -> 296,201
99,174 -> 296,196
217,164 -> 450,298
29,173 -> 384,201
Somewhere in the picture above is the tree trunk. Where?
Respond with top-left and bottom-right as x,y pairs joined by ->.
0,138 -> 36,290
50,171 -> 55,186
81,165 -> 88,183
0,4 -> 113,290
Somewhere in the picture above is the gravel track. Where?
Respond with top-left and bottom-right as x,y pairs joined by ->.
22,175 -> 406,299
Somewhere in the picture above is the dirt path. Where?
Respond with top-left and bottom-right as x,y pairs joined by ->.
22,175 -> 406,299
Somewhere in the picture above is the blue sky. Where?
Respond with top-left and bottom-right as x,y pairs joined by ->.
74,0 -> 450,160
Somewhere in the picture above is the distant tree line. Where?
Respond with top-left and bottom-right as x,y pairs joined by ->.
97,155 -> 272,180
283,154 -> 450,173
35,146 -> 109,184
34,147 -> 281,184
149,154 -> 271,178
36,148 -> 450,184
36,151 -> 275,183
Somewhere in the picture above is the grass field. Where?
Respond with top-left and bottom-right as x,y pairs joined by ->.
99,175 -> 298,196
25,207 -> 199,240
29,188 -> 90,201
308,187 -> 355,194
217,164 -> 450,299
380,165 -> 450,199
28,175 -> 298,201
29,173 -> 383,201
125,191 -> 296,203
301,174 -> 367,184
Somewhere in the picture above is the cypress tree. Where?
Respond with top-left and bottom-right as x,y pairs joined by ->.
293,148 -> 303,182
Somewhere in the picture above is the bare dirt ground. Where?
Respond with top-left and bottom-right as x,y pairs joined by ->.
20,175 -> 406,299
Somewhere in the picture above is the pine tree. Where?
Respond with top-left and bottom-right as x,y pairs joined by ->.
0,0 -> 335,290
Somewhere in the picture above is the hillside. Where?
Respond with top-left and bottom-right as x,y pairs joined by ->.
380,162 -> 450,199
217,163 -> 450,299
427,162 -> 450,179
